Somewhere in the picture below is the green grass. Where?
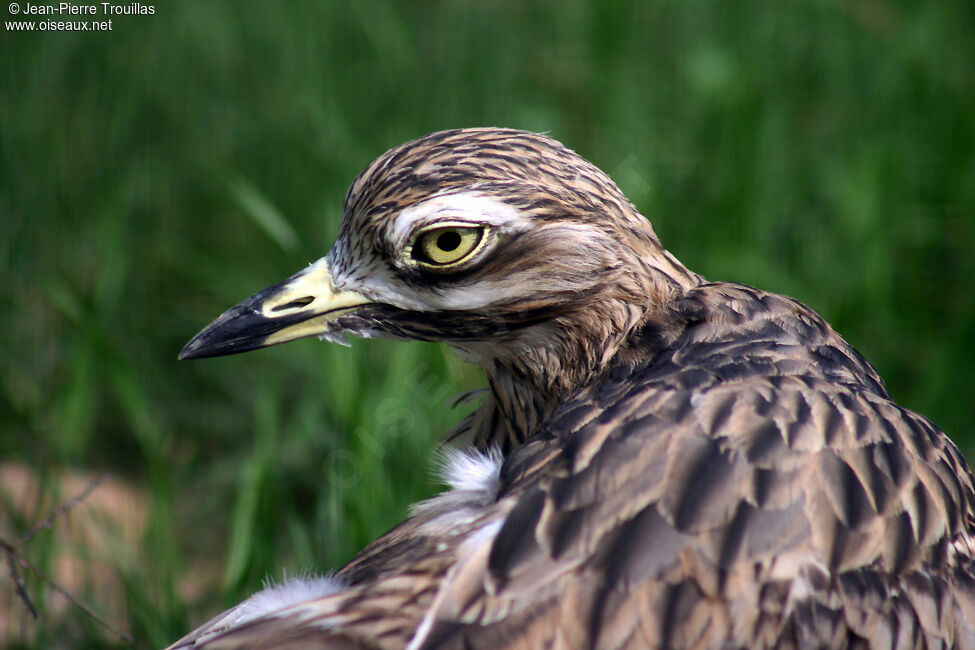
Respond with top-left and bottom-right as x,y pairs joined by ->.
1,1 -> 974,646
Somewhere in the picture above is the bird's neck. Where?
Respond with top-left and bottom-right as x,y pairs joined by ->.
456,315 -> 649,452
462,294 -> 695,452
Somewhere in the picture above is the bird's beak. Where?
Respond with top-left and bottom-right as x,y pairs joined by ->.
179,259 -> 371,360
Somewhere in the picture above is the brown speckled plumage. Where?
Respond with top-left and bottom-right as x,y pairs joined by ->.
171,128 -> 975,649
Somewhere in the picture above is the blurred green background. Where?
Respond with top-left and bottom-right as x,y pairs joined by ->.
2,0 -> 973,647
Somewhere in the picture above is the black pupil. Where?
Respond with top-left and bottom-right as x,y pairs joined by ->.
437,231 -> 462,252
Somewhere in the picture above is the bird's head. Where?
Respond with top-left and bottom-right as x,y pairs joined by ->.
180,128 -> 698,391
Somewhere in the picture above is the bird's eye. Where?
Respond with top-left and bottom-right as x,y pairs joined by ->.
411,226 -> 485,268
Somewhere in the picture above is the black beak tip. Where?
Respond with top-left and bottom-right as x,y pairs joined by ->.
177,310 -> 247,361
178,330 -> 221,360
177,299 -> 292,361
177,340 -> 201,361
177,325 -> 266,360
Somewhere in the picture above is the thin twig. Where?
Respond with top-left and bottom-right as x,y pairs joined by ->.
15,472 -> 109,546
4,546 -> 38,619
8,547 -> 134,642
1,471 -> 134,642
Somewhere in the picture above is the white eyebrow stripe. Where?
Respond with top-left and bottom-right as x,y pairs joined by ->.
389,191 -> 529,248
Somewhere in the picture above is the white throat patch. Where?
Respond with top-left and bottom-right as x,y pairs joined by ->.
411,447 -> 503,519
229,573 -> 347,626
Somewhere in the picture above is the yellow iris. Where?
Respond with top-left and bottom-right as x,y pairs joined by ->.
414,226 -> 483,267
